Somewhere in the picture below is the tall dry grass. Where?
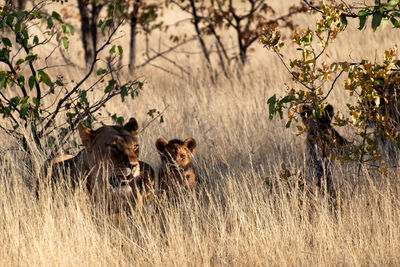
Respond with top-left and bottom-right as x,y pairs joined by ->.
1,0 -> 400,265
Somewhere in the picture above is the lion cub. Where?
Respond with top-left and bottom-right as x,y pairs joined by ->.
155,137 -> 197,195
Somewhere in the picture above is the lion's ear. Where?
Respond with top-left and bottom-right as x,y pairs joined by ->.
124,118 -> 139,134
78,123 -> 95,147
156,138 -> 168,152
184,138 -> 196,153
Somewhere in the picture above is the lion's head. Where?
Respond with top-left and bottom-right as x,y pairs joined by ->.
78,118 -> 142,197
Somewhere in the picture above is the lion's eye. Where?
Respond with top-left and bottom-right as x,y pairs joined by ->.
180,154 -> 185,159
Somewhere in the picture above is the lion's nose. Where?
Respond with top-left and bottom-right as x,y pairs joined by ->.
120,180 -> 129,186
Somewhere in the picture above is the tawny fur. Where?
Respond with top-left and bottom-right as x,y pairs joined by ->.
38,118 -> 155,210
156,137 -> 197,197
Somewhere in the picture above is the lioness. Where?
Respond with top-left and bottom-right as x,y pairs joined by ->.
155,137 -> 197,196
39,118 -> 155,210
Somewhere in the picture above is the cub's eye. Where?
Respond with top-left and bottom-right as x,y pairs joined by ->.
180,154 -> 185,159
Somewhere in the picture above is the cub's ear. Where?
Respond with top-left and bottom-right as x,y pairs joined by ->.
124,117 -> 139,134
78,123 -> 95,147
156,138 -> 168,152
325,104 -> 334,121
184,138 -> 196,153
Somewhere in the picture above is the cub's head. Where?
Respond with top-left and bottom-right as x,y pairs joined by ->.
156,138 -> 196,167
300,104 -> 334,130
78,118 -> 140,187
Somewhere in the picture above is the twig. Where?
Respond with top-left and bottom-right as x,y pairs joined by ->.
135,37 -> 196,69
41,21 -> 123,133
140,105 -> 170,133
322,70 -> 344,101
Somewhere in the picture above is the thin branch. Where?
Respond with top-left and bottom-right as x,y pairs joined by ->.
272,48 -> 313,90
41,21 -> 123,133
150,48 -> 190,76
322,70 -> 344,101
135,37 -> 196,69
140,105 -> 170,133
0,59 -> 28,97
148,63 -> 185,80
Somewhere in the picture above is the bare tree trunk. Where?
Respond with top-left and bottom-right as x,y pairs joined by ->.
77,0 -> 102,65
189,0 -> 211,66
16,0 -> 26,10
129,0 -> 141,71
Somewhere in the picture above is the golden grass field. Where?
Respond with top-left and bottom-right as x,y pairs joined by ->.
1,0 -> 400,265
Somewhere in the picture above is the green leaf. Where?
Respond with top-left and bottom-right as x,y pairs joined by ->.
388,0 -> 400,8
25,54 -> 37,63
62,37 -> 69,50
79,90 -> 88,104
105,79 -> 116,93
358,10 -> 369,17
68,25 -> 75,35
47,17 -> 53,29
2,37 -> 11,47
392,11 -> 400,18
33,35 -> 39,45
97,68 -> 107,75
55,79 -> 63,86
97,20 -> 107,30
51,11 -> 62,23
28,76 -> 35,90
39,70 -> 52,86
121,86 -> 128,102
118,45 -> 123,56
371,12 -> 383,31
7,14 -> 14,26
20,101 -> 30,119
391,17 -> 400,27
16,59 -> 24,65
15,22 -> 21,33
339,14 -> 348,26
358,15 -> 367,30
33,10 -> 42,19
21,29 -> 28,46
32,97 -> 40,107
267,95 -> 277,120
18,75 -> 25,86
0,77 -> 6,89
109,45 -> 116,55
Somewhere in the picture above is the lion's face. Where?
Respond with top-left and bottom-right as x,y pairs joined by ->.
156,138 -> 196,168
78,118 -> 141,191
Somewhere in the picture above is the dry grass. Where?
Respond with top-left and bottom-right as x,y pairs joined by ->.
1,0 -> 400,265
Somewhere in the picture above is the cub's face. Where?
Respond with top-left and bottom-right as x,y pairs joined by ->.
300,104 -> 334,131
78,118 -> 141,187
156,138 -> 196,168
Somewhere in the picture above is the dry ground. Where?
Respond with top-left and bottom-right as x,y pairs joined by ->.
1,0 -> 400,266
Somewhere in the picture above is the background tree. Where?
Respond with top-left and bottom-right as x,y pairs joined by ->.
168,0 -> 308,77
77,0 -> 105,64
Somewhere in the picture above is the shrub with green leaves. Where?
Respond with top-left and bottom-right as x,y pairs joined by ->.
262,1 -> 400,173
0,3 -> 142,155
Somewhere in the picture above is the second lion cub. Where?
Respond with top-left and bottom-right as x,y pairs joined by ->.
156,137 -> 197,195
